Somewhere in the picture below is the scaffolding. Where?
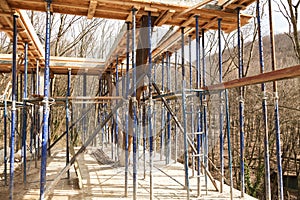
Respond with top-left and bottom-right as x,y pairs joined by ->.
0,0 -> 299,200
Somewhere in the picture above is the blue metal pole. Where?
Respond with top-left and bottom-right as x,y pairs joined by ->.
4,95 -> 8,186
202,28 -> 208,194
195,15 -> 201,196
30,69 -> 34,154
181,27 -> 190,200
267,1 -> 283,199
218,18 -> 224,193
166,51 -> 171,165
225,89 -> 233,200
188,35 -> 195,177
66,68 -> 71,179
83,72 -> 87,142
124,21 -> 130,197
115,56 -> 119,162
9,13 -> 18,200
40,1 -> 51,199
257,1 -> 271,199
22,42 -> 29,184
174,52 -> 178,163
131,8 -> 138,200
147,11 -> 154,200
160,56 -> 165,161
237,8 -> 245,197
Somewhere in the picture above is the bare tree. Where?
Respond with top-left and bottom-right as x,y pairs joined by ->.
276,0 -> 300,62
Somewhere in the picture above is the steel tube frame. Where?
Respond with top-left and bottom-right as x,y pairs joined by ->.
115,56 -> 119,162
66,68 -> 71,179
131,8 -> 138,200
82,72 -> 87,142
4,95 -> 8,186
195,15 -> 201,196
256,1 -> 271,199
225,89 -> 233,200
237,8 -> 245,197
40,1 -> 51,199
218,18 -> 225,193
267,1 -> 283,199
174,52 -> 178,164
22,42 -> 29,184
124,21 -> 130,197
202,28 -> 209,194
9,13 -> 18,200
147,11 -> 154,200
181,27 -> 190,200
166,51 -> 171,165
160,55 -> 165,161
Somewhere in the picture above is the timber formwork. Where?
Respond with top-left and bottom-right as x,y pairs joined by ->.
0,1 -> 299,200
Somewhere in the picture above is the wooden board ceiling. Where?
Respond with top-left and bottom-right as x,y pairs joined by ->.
0,0 -> 256,75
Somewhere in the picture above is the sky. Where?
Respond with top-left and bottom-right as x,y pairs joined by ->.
266,0 -> 299,34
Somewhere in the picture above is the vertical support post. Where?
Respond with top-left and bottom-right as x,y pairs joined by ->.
225,89 -> 233,200
40,1 -> 51,199
10,13 -> 19,200
237,8 -> 245,197
66,68 -> 71,180
202,28 -> 209,194
147,11 -> 154,200
4,95 -> 8,186
30,69 -> 34,155
36,59 -> 40,95
166,51 -> 171,165
124,21 -> 130,197
22,42 -> 29,184
181,27 -> 190,200
160,56 -> 165,161
256,1 -> 271,199
115,56 -> 119,162
82,72 -> 87,142
218,18 -> 224,193
268,1 -> 283,199
131,8 -> 138,200
195,15 -> 201,196
174,52 -> 178,164
188,35 -> 195,177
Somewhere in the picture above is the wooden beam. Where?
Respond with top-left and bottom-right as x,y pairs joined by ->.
154,9 -> 175,26
0,0 -> 11,12
180,14 -> 195,27
174,0 -> 213,18
205,65 -> 300,91
87,0 -> 97,19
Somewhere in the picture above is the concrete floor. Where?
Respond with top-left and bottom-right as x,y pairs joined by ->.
0,147 -> 257,200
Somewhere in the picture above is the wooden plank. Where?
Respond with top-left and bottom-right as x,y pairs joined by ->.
69,144 -> 83,189
205,65 -> 300,91
155,9 -> 175,26
0,0 -> 11,12
174,0 -> 214,18
180,14 -> 195,27
87,0 -> 97,19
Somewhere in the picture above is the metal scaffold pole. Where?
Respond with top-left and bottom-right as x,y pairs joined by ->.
237,7 -> 245,197
160,55 -> 165,161
22,42 -> 28,184
225,89 -> 233,200
181,26 -> 190,200
4,94 -> 8,186
174,52 -> 178,164
66,68 -> 71,180
166,51 -> 171,165
147,11 -> 154,200
218,18 -> 225,193
202,27 -> 209,195
131,7 -> 138,200
83,71 -> 87,142
268,1 -> 283,199
256,1 -> 271,199
9,13 -> 18,200
124,21 -> 130,197
40,1 -> 51,199
195,15 -> 201,196
115,56 -> 119,162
